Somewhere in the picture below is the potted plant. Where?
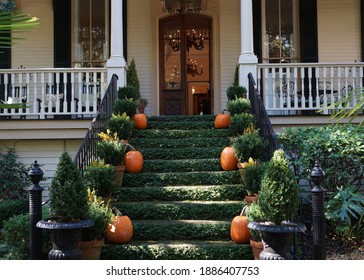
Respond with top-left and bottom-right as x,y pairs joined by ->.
36,152 -> 93,260
226,85 -> 247,101
79,188 -> 114,260
106,112 -> 134,142
118,85 -> 140,101
83,160 -> 117,200
246,201 -> 264,260
137,97 -> 148,114
113,97 -> 138,118
97,130 -> 128,187
240,158 -> 267,204
248,149 -> 306,260
229,113 -> 256,136
227,97 -> 251,116
232,123 -> 267,165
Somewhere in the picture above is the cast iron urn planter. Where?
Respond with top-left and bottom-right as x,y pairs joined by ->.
37,219 -> 94,260
248,221 -> 306,260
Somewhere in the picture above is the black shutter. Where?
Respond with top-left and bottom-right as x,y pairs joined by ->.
0,47 -> 11,69
53,0 -> 71,67
299,0 -> 318,62
361,0 -> 364,61
253,0 -> 262,63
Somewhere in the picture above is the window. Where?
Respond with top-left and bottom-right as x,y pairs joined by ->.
262,0 -> 299,63
72,0 -> 109,67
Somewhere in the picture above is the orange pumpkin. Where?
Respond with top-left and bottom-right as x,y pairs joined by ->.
106,208 -> 133,244
220,146 -> 238,171
230,206 -> 251,244
124,150 -> 143,173
214,113 -> 230,129
133,113 -> 147,129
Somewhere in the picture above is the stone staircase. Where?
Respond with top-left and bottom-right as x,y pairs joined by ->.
101,115 -> 253,260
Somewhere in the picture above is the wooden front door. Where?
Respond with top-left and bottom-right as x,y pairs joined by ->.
159,15 -> 211,115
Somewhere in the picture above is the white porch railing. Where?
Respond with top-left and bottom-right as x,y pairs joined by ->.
257,63 -> 364,116
0,68 -> 108,119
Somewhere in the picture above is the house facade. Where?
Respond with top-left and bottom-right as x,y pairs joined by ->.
0,0 -> 363,187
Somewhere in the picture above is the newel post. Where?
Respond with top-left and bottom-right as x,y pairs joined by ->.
310,160 -> 326,260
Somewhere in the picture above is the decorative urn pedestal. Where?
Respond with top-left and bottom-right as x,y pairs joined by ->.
248,221 -> 306,260
37,219 -> 94,260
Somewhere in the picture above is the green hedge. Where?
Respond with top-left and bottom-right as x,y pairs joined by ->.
114,185 -> 244,202
122,170 -> 241,188
139,147 -> 223,160
132,129 -> 233,139
101,242 -> 253,260
141,159 -> 222,173
129,137 -> 230,149
112,201 -> 245,220
0,199 -> 28,228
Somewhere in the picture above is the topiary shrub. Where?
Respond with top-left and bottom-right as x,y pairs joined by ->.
227,98 -> 251,116
229,113 -> 256,136
48,152 -> 88,222
118,86 -> 140,101
226,85 -> 247,101
258,149 -> 300,225
126,58 -> 140,96
231,124 -> 267,163
0,199 -> 28,228
113,98 -> 138,117
106,112 -> 134,141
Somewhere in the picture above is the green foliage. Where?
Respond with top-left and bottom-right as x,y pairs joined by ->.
82,188 -> 114,241
84,160 -> 116,197
278,125 -> 364,192
106,112 -> 134,141
97,130 -> 128,166
126,58 -> 140,94
246,202 -> 263,241
0,10 -> 39,48
323,88 -> 364,129
0,199 -> 28,227
241,162 -> 267,196
233,65 -> 239,87
258,149 -> 299,225
48,152 -> 88,222
1,207 -> 51,260
226,85 -> 247,101
229,113 -> 256,136
231,127 -> 267,162
118,86 -> 140,101
325,185 -> 364,242
113,98 -> 138,117
227,98 -> 251,116
0,147 -> 30,200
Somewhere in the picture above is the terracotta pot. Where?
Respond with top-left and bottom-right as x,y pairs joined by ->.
79,237 -> 105,260
250,238 -> 264,260
114,165 -> 125,187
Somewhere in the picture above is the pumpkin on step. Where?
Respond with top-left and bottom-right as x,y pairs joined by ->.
124,150 -> 143,173
133,113 -> 147,129
220,146 -> 238,171
230,206 -> 251,244
214,112 -> 230,129
106,207 -> 133,244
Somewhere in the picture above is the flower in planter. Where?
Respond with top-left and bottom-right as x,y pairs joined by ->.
97,130 -> 128,166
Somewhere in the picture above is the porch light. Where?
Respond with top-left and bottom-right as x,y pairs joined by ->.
160,0 -> 207,15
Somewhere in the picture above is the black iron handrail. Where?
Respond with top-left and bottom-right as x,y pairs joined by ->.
248,73 -> 280,161
73,74 -> 118,174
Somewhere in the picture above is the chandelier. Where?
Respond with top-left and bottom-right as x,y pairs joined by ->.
169,29 -> 204,52
186,59 -> 203,76
160,0 -> 207,15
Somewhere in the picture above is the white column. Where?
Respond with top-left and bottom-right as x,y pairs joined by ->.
106,0 -> 127,89
238,0 -> 258,91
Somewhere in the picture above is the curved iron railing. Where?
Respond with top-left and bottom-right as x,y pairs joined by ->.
73,74 -> 118,174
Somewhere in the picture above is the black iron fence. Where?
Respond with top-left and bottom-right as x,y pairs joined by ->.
248,73 -> 280,161
73,74 -> 118,174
